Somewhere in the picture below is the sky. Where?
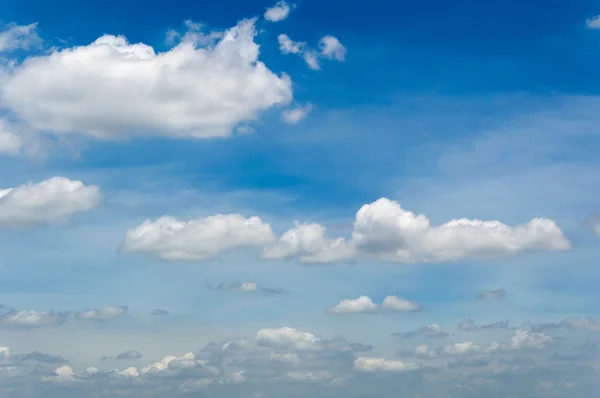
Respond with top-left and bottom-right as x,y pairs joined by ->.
0,0 -> 600,396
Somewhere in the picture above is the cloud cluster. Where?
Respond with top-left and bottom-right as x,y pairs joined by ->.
326,295 -> 422,315
122,197 -> 571,264
0,177 -> 100,228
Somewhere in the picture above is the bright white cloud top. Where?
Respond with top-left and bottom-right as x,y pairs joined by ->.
0,177 -> 100,228
0,19 -> 292,140
121,197 -> 570,264
264,1 -> 292,22
326,295 -> 422,315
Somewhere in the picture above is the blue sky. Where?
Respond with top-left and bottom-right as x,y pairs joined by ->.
1,0 -> 600,396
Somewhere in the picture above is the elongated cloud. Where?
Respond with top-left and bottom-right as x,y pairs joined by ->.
76,306 -> 127,321
477,289 -> 507,300
327,295 -> 421,315
120,197 -> 570,264
0,177 -> 100,228
0,310 -> 67,328
1,19 -> 292,140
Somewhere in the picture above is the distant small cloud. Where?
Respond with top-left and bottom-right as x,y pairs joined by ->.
264,1 -> 292,22
151,308 -> 169,316
532,317 -> 600,333
210,282 -> 287,295
319,35 -> 346,61
393,324 -> 448,339
15,351 -> 69,364
281,103 -> 313,124
476,289 -> 507,300
326,295 -> 422,315
457,319 -> 513,331
116,350 -> 143,360
76,306 -> 127,321
585,15 -> 600,29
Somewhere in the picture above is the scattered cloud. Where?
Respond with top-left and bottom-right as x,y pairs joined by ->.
326,295 -> 422,315
477,289 -> 508,300
318,35 -> 346,61
15,351 -> 69,364
0,177 -> 100,229
0,22 -> 42,52
151,309 -> 169,316
532,317 -> 600,333
115,350 -> 143,360
210,282 -> 287,294
0,309 -> 67,328
354,357 -> 420,372
393,324 -> 448,339
75,305 -> 128,321
164,19 -> 224,47
585,15 -> 600,29
0,19 -> 292,141
281,103 -> 313,124
264,1 -> 292,22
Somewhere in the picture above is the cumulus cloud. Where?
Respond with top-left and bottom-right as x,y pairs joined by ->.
327,295 -> 421,315
281,103 -> 313,124
393,324 -> 448,339
0,19 -> 292,141
0,23 -> 42,52
211,282 -> 287,294
121,214 -> 276,261
354,357 -> 420,372
75,306 -> 127,321
120,197 -> 569,264
255,327 -> 323,351
261,221 -> 355,264
264,1 -> 292,22
0,177 -> 100,228
0,309 -> 67,328
477,289 -> 507,300
318,35 -> 346,61
585,15 -> 600,29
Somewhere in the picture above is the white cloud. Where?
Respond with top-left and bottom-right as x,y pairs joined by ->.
503,329 -> 554,350
1,19 -> 292,140
121,214 -> 276,261
0,23 -> 42,52
351,198 -> 571,263
120,197 -> 568,264
287,370 -> 334,382
278,34 -> 319,70
443,341 -> 500,356
585,15 -> 600,29
261,221 -> 354,264
319,35 -> 346,61
326,296 -> 378,315
413,344 -> 437,359
281,103 -> 313,124
354,357 -> 420,372
264,1 -> 292,22
76,306 -> 127,321
0,310 -> 67,328
381,296 -> 423,312
255,327 -> 322,351
0,177 -> 100,228
213,282 -> 287,294
327,295 -> 421,315
42,365 -> 76,383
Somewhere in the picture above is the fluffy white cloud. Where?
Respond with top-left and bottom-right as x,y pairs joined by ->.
0,310 -> 67,328
0,23 -> 42,52
261,222 -> 354,264
351,198 -> 571,263
354,357 -> 419,372
42,365 -> 75,383
121,214 -> 276,261
0,177 -> 100,228
413,344 -> 437,359
0,120 -> 21,155
327,295 -> 421,315
76,306 -> 127,321
503,329 -> 554,350
281,103 -> 313,124
319,35 -> 346,61
0,19 -> 292,140
443,341 -> 500,356
255,327 -> 322,351
326,296 -> 378,315
120,197 -> 569,264
586,15 -> 600,29
264,1 -> 292,22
